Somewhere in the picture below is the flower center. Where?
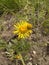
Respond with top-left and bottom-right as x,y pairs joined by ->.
20,26 -> 27,33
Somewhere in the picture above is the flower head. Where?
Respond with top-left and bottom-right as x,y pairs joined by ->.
16,55 -> 21,59
13,21 -> 32,39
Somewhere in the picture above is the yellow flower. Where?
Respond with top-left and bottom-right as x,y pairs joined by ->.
13,21 -> 32,39
16,55 -> 21,59
16,54 -> 22,59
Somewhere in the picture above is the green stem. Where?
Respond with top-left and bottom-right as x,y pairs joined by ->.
21,57 -> 26,65
19,53 -> 26,65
